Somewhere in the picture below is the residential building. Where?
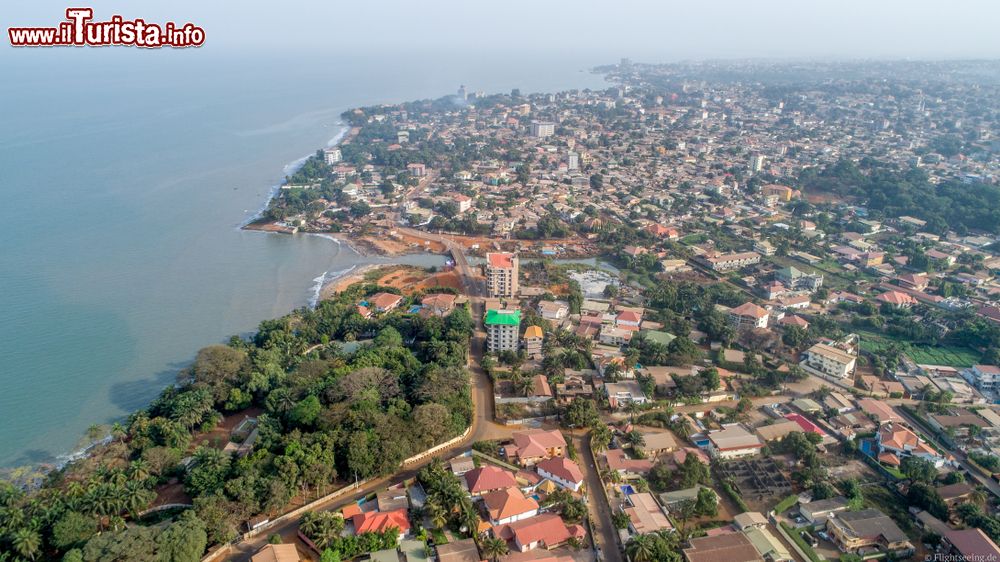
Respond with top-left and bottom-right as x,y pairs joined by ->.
825,509 -> 913,555
485,309 -> 520,353
523,324 -> 543,359
963,364 -> 1000,392
493,513 -> 586,552
637,430 -> 679,457
465,466 -> 518,496
876,422 -> 950,468
420,293 -> 457,317
538,300 -> 569,322
698,251 -> 761,272
508,429 -> 566,466
530,121 -> 555,138
729,302 -> 770,330
369,292 -> 404,313
486,252 -> 519,297
603,448 -> 655,478
744,527 -> 794,562
624,492 -> 673,534
352,509 -> 411,540
482,487 -> 539,525
605,381 -> 648,408
536,457 -> 585,492
252,544 -> 301,562
706,424 -> 764,459
435,539 -> 481,562
800,342 -> 856,379
684,532 -> 764,562
799,496 -> 849,527
775,266 -> 824,292
943,529 -> 1000,562
323,147 -> 342,165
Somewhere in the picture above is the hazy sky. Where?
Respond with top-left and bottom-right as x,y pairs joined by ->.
3,0 -> 1000,60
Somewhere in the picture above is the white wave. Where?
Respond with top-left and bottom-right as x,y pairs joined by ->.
308,264 -> 357,309
239,122 -> 350,228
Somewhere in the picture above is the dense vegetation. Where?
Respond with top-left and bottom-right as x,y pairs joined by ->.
799,158 -> 1000,235
0,282 -> 474,561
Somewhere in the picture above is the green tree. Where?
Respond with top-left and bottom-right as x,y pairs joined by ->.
479,536 -> 508,562
156,511 -> 209,562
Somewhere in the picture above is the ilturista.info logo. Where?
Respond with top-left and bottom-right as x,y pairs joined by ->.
8,8 -> 205,48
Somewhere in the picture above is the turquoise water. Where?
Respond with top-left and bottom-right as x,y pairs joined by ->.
0,51 -> 608,467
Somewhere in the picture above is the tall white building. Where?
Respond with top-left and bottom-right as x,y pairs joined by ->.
486,252 -> 519,298
749,154 -> 766,173
530,121 -> 555,138
567,151 -> 579,171
324,148 -> 342,165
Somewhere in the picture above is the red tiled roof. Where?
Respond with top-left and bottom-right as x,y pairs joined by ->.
730,302 -> 768,319
536,457 -> 584,485
482,487 -> 539,521
352,508 -> 410,535
465,465 -> 517,494
512,429 -> 566,459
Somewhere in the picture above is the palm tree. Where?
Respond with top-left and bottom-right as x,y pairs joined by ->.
121,481 -> 154,518
591,425 -> 612,453
479,536 -> 508,562
970,489 -> 988,507
128,459 -> 152,482
625,401 -> 641,422
626,534 -> 655,562
11,528 -> 41,561
427,501 -> 448,530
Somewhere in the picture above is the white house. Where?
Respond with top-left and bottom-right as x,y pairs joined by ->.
536,457 -> 585,492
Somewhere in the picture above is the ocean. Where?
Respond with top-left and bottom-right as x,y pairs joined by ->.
0,50 -> 609,468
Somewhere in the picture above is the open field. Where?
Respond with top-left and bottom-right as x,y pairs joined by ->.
857,331 -> 980,368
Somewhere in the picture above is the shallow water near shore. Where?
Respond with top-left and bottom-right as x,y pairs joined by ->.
0,50 -> 608,468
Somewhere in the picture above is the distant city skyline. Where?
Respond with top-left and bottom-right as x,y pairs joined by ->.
4,0 -> 1000,60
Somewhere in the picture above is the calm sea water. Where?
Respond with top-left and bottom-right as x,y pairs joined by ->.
0,50 -> 608,467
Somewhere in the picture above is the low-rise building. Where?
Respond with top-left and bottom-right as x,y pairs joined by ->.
706,424 -> 764,459
624,492 -> 673,534
523,324 -> 544,359
799,496 -> 849,528
825,509 -> 913,555
800,342 -> 856,379
728,302 -> 770,330
536,457 -> 585,492
482,487 -> 539,525
605,381 -> 648,408
508,429 -> 566,466
683,532 -> 764,562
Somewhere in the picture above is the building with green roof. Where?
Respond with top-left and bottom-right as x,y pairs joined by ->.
485,309 -> 520,353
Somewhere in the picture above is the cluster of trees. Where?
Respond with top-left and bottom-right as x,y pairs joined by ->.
416,460 -> 479,538
647,454 -> 711,493
298,510 -> 398,561
0,284 -> 474,560
800,158 -> 1000,235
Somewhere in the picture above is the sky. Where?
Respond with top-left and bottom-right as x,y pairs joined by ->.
3,0 -> 1000,61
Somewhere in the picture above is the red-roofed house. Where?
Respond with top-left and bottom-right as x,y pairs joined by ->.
482,487 -> 539,525
728,302 -> 769,329
493,513 -> 586,552
604,448 -> 654,478
465,466 -> 518,496
369,292 -> 404,313
877,423 -> 950,468
508,429 -> 566,466
536,457 -> 585,492
877,291 -> 917,308
785,413 -> 824,436
352,508 -> 410,540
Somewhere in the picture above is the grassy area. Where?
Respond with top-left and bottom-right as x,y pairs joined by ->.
780,522 -> 823,562
681,233 -> 709,245
774,494 -> 799,514
857,331 -> 980,368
